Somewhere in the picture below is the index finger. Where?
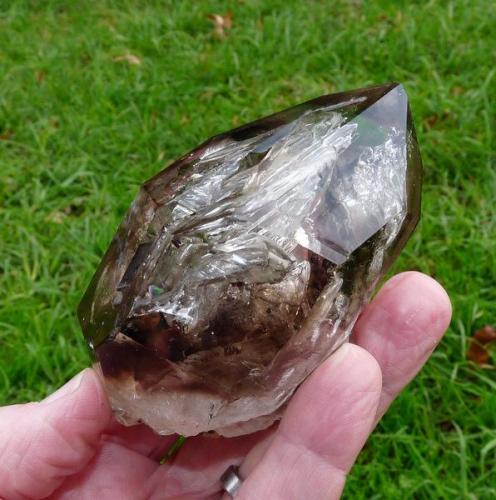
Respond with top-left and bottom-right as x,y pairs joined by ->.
352,271 -> 452,419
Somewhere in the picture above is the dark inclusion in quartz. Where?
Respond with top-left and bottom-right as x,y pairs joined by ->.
78,83 -> 422,437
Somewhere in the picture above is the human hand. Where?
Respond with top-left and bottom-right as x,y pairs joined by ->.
0,271 -> 451,499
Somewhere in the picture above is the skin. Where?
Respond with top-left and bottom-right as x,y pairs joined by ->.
0,271 -> 452,500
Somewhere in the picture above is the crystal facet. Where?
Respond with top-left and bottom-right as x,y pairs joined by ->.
78,83 -> 422,437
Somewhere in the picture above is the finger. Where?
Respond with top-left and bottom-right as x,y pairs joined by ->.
103,420 -> 178,460
233,343 -> 382,500
145,429 -> 273,498
51,441 -> 158,499
0,368 -> 111,500
352,271 -> 452,419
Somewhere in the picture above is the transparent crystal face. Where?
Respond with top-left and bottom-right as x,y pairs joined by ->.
78,83 -> 422,437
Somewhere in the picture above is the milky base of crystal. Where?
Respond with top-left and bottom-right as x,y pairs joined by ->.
79,82 -> 422,437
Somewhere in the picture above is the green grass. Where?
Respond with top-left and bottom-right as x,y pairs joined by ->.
1,0 -> 495,497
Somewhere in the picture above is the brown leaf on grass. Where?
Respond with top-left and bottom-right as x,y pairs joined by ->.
35,71 -> 46,83
424,114 -> 439,128
113,54 -> 142,66
0,129 -> 13,140
208,12 -> 233,38
424,110 -> 452,129
467,325 -> 496,365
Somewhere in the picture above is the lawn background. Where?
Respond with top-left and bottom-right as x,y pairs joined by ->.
1,0 -> 495,497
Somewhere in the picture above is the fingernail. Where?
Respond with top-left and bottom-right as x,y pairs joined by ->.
42,370 -> 87,404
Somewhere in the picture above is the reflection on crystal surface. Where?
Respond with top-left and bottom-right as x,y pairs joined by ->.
78,82 -> 422,437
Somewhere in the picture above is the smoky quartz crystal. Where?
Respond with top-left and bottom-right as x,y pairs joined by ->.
78,82 -> 422,437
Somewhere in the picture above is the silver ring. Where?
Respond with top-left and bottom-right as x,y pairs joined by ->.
220,465 -> 243,497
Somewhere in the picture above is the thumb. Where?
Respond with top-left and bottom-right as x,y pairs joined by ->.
0,368 -> 111,499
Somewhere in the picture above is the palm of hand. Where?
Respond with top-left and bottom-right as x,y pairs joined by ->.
0,272 -> 450,500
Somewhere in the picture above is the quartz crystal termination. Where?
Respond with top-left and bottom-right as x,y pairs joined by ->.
78,83 -> 422,437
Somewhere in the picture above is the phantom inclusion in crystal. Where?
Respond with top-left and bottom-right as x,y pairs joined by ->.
78,83 -> 422,437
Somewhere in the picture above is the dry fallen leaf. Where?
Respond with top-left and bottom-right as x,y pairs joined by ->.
424,110 -> 452,129
0,129 -> 13,141
35,70 -> 46,83
113,54 -> 142,66
467,325 -> 496,365
208,12 -> 233,38
424,114 -> 439,128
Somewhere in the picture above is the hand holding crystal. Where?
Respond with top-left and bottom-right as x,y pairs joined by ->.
0,272 -> 451,499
